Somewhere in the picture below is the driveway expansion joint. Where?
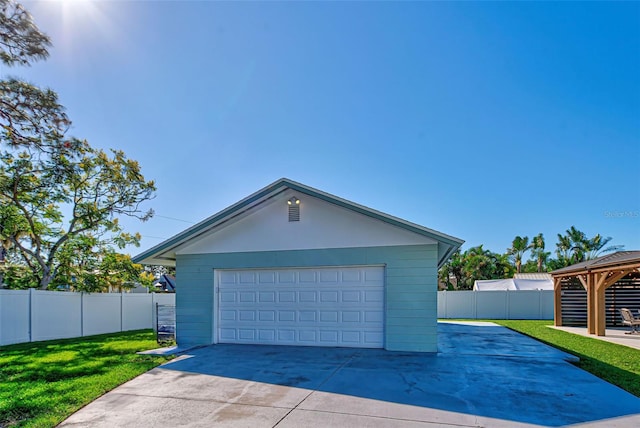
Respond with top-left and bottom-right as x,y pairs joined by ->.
272,351 -> 360,427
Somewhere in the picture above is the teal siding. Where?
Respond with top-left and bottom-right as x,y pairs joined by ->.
175,244 -> 439,352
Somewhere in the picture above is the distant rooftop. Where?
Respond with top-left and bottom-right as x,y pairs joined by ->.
514,273 -> 552,280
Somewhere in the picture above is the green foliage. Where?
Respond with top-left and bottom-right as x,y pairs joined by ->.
553,226 -> 623,268
0,330 -> 173,427
507,235 -> 531,273
439,228 -> 623,288
0,0 -> 51,66
529,233 -> 550,273
0,139 -> 156,289
492,320 -> 640,398
439,246 -> 514,290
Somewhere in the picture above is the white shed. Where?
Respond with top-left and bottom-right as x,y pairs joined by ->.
473,278 -> 553,291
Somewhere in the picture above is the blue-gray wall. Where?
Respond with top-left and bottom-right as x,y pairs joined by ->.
175,244 -> 439,352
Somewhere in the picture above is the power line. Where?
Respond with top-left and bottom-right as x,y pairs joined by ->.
154,214 -> 196,224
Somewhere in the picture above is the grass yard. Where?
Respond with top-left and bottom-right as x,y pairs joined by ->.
0,330 -> 173,428
490,320 -> 640,397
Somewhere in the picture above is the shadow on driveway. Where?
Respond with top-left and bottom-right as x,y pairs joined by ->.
61,322 -> 640,427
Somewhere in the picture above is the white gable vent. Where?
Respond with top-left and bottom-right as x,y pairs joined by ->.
287,197 -> 300,222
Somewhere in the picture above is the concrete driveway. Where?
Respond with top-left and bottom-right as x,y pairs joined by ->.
60,321 -> 640,427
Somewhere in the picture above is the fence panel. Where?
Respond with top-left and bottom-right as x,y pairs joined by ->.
122,294 -> 153,331
508,291 -> 542,319
438,290 -> 553,320
0,289 -> 30,346
83,293 -> 122,336
476,292 -> 507,319
0,289 -> 175,345
31,290 -> 82,342
540,291 -> 555,319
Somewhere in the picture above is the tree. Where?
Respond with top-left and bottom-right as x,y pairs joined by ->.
1,141 -> 155,288
0,0 -> 51,66
0,0 -> 155,290
507,236 -> 531,273
530,233 -> 550,273
584,234 -> 623,260
439,249 -> 463,290
439,246 -> 514,290
552,226 -> 624,269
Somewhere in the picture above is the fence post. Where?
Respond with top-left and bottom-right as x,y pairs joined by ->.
28,288 -> 34,342
473,290 -> 477,319
152,293 -> 156,330
538,290 -> 542,319
120,292 -> 124,332
80,291 -> 84,337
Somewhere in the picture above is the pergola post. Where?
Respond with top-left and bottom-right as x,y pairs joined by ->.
587,273 -> 596,334
594,273 -> 606,336
553,277 -> 562,326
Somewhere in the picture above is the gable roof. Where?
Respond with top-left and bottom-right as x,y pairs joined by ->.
550,251 -> 640,275
133,178 -> 464,268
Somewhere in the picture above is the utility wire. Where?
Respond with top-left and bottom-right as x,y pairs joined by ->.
154,214 -> 196,224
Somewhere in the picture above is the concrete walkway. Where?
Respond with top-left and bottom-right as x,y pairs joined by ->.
550,325 -> 640,350
60,322 -> 640,427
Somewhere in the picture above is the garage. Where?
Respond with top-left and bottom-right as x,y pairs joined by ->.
134,178 -> 463,352
217,266 -> 384,348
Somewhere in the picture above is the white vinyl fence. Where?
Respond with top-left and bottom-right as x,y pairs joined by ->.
438,290 -> 554,320
0,289 -> 175,346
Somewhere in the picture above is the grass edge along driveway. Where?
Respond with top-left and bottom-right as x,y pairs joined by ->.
488,320 -> 640,398
0,329 -> 173,428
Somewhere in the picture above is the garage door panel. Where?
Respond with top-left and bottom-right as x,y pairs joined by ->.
299,330 -> 316,342
219,328 -> 236,340
320,270 -> 339,283
218,266 -> 384,348
299,291 -> 317,302
258,272 -> 276,283
320,311 -> 338,322
320,291 -> 338,302
259,292 -> 275,302
278,291 -> 295,302
364,290 -> 384,302
220,292 -> 236,303
279,311 -> 295,321
342,331 -> 361,343
220,310 -> 236,321
299,271 -> 316,283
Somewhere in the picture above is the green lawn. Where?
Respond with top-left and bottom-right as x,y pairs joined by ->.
0,330 -> 173,428
488,320 -> 640,397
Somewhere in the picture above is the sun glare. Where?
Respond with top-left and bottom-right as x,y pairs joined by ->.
29,0 -> 127,62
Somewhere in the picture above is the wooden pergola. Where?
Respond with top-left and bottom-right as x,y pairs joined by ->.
551,251 -> 640,336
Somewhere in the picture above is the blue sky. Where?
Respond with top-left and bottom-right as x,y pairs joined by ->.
14,1 -> 640,257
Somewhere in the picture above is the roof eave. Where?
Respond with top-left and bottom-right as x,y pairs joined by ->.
133,177 -> 465,265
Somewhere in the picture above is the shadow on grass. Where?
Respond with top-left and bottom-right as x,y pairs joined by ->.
0,330 -> 170,427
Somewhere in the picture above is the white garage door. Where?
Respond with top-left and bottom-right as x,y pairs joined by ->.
217,266 -> 384,348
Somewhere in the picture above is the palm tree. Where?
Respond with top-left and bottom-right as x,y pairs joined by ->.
584,234 -> 623,260
507,236 -> 531,273
566,226 -> 588,263
530,233 -> 550,272
555,233 -> 572,267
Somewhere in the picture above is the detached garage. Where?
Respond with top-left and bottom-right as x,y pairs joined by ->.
134,178 -> 463,352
